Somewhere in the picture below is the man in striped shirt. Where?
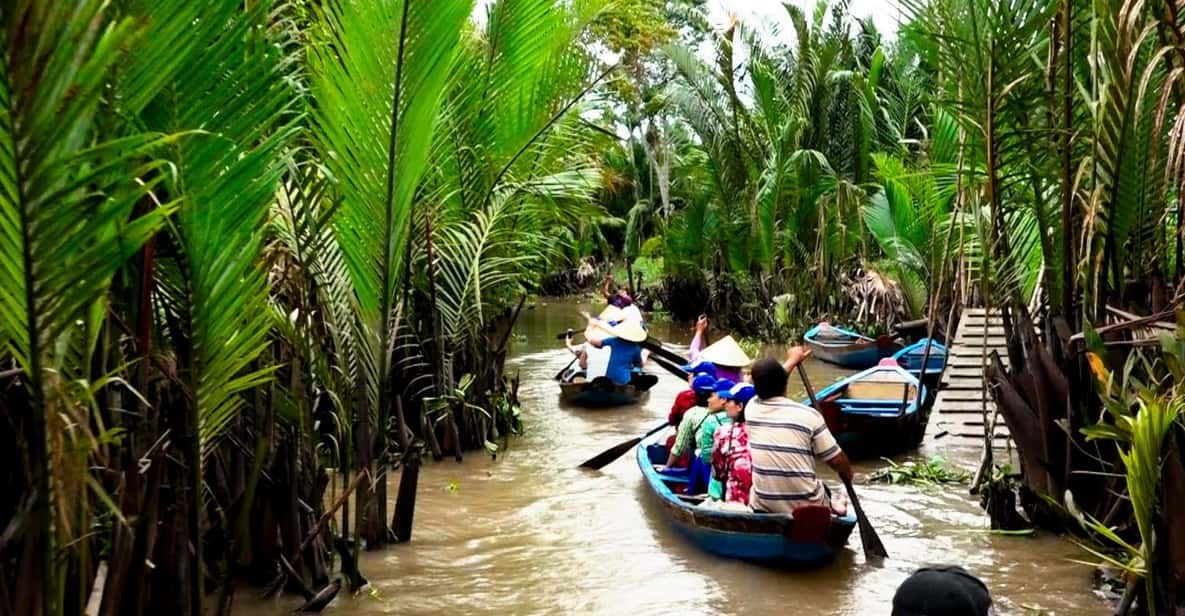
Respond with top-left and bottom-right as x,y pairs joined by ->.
746,354 -> 853,513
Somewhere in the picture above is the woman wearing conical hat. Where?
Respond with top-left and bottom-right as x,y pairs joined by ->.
689,317 -> 813,382
690,322 -> 751,382
582,306 -> 646,386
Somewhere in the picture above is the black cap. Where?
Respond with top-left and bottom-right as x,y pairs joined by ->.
891,566 -> 992,616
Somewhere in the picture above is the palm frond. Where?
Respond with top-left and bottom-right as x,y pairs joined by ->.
154,0 -> 300,458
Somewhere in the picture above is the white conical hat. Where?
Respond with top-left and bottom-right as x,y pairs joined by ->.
584,306 -> 648,343
698,335 -> 751,368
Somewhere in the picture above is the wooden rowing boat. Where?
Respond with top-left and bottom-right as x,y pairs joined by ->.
636,428 -> 856,567
557,373 -> 658,408
803,323 -> 901,369
807,359 -> 928,457
892,338 -> 946,411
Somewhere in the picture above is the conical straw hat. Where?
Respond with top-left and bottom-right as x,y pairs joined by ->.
584,306 -> 648,343
698,335 -> 751,368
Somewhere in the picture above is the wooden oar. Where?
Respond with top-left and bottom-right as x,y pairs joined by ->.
577,341 -> 688,471
554,329 -> 579,381
795,363 -> 889,560
640,336 -> 690,366
647,352 -> 689,381
578,421 -> 668,470
553,356 -> 578,381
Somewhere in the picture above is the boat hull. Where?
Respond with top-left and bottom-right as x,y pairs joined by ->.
558,380 -> 638,407
804,325 -> 901,369
893,338 -> 947,413
557,373 -> 658,408
636,431 -> 856,567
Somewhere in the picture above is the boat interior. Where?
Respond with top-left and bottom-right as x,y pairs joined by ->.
643,443 -> 710,504
823,373 -> 918,417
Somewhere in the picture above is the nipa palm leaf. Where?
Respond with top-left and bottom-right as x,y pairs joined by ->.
152,1 -> 300,459
310,0 -> 474,417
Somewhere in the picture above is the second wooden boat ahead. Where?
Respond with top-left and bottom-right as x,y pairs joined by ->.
893,338 -> 947,411
636,428 -> 856,567
803,323 -> 901,369
558,373 -> 658,408
805,359 -> 928,457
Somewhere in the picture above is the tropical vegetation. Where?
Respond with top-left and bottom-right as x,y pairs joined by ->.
9,0 -> 1185,612
0,0 -> 608,613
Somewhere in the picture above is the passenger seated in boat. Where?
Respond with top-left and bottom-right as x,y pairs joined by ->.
892,566 -> 992,616
695,377 -> 735,471
666,360 -> 716,467
583,308 -> 646,386
664,374 -> 717,490
709,382 -> 756,504
745,355 -> 853,515
562,329 -> 588,383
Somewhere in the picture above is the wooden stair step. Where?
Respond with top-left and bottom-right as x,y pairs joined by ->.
935,390 -> 994,402
942,377 -> 996,389
953,336 -> 1009,344
949,355 -> 1006,365
933,400 -> 996,411
946,367 -> 989,378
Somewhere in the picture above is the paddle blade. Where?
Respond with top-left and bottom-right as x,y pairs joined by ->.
578,436 -> 643,470
630,373 -> 659,392
647,353 -> 689,381
640,337 -> 689,366
579,422 -> 668,470
843,477 -> 888,560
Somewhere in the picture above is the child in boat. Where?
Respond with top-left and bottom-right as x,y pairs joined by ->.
710,382 -> 756,505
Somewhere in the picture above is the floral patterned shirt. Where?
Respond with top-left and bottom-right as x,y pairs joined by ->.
711,423 -> 752,505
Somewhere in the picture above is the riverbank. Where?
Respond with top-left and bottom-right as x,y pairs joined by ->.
235,300 -> 1106,615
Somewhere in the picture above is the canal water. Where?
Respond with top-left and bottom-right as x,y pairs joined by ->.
237,300 -> 1108,615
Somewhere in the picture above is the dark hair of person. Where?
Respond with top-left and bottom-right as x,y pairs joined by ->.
750,358 -> 788,400
694,390 -> 711,407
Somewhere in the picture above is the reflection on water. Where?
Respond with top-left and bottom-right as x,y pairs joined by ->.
235,300 -> 1107,615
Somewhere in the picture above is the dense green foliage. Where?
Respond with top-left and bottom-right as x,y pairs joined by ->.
8,0 -> 1185,612
0,0 -> 607,613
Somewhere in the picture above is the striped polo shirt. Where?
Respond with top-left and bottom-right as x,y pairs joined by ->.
745,396 -> 841,512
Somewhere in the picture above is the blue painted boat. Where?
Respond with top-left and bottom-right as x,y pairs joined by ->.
636,428 -> 856,567
803,323 -> 901,369
893,338 -> 947,410
893,338 -> 948,376
806,359 -> 928,457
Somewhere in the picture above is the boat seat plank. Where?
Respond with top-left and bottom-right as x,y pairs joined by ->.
844,381 -> 916,400
836,398 -> 911,405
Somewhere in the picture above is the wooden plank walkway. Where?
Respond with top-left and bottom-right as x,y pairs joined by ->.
927,308 -> 1012,447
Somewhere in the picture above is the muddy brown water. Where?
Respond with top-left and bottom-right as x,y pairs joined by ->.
237,300 -> 1108,615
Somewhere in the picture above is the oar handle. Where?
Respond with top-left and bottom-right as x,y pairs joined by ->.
798,363 -> 820,408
